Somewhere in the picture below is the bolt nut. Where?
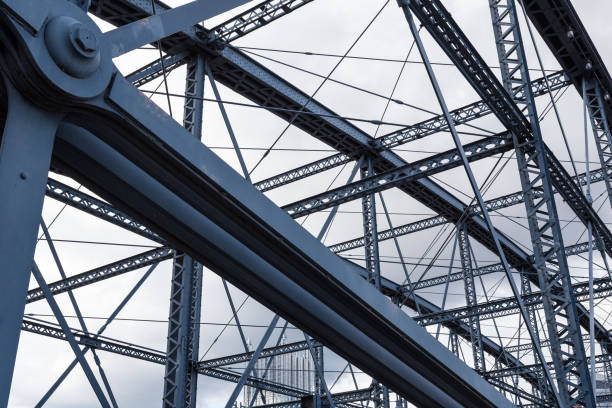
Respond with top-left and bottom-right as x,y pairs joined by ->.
70,26 -> 99,57
605,93 -> 611,102
585,61 -> 593,71
45,16 -> 101,79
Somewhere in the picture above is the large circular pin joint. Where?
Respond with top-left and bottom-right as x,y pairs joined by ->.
45,16 -> 101,78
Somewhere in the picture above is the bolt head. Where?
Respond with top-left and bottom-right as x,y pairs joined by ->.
71,26 -> 98,56
567,30 -> 575,40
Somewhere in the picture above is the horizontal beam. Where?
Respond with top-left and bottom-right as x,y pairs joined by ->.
329,167 -> 607,253
198,339 -> 320,369
486,378 -> 547,406
484,353 -> 612,380
25,247 -> 173,303
407,241 -> 592,291
22,319 -> 167,365
253,387 -> 373,408
126,52 -> 190,88
22,319 -> 307,398
198,367 -> 307,398
415,276 -> 612,326
282,134 -> 513,218
254,153 -> 352,193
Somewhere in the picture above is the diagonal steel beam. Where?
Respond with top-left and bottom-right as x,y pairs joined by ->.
209,0 -> 316,43
26,247 -> 172,303
252,70 -> 568,193
281,134 -> 513,218
31,264 -> 111,408
43,176 -> 540,392
126,52 -> 190,88
46,177 -> 163,243
522,0 -> 612,121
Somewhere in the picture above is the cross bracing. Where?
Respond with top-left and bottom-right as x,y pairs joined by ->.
2,0 -> 612,407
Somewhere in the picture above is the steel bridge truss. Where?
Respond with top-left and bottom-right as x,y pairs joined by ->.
1,0 -> 611,407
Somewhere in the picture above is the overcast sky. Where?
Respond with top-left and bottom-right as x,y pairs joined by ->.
8,1 -> 612,407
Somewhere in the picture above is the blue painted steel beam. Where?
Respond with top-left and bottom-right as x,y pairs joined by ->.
0,82 -> 59,407
415,276 -> 612,326
281,134 -> 513,218
43,173 -> 540,391
208,0 -> 316,43
50,115 -> 510,407
104,0 -> 252,58
163,54 -> 205,408
522,0 -> 612,120
46,177 -> 163,243
26,247 -> 172,303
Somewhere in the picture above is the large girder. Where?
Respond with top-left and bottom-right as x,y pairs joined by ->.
42,169 -> 543,392
522,0 -> 612,121
50,112 -> 509,408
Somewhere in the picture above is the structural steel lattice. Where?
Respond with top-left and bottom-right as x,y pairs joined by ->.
0,0 -> 611,407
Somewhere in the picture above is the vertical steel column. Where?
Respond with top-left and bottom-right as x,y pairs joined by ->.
488,1 -> 594,405
162,54 -> 205,408
457,225 -> 485,372
360,157 -> 387,406
449,330 -> 460,358
584,80 -> 612,208
520,270 -> 548,401
360,156 -> 381,290
313,345 -> 324,408
0,82 -> 59,407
